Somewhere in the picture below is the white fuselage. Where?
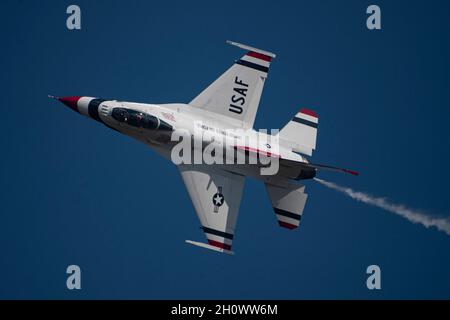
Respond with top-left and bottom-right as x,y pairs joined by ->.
84,99 -> 307,181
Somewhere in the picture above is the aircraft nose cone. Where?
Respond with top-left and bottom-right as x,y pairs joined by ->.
58,96 -> 81,112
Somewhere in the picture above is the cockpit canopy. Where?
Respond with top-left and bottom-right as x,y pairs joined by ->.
111,108 -> 172,131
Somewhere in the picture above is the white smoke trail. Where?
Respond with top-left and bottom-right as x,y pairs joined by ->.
314,178 -> 450,236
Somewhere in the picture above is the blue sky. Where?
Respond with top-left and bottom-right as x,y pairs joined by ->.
1,0 -> 449,299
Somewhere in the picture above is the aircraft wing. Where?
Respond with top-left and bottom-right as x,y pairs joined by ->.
179,164 -> 245,254
189,41 -> 276,129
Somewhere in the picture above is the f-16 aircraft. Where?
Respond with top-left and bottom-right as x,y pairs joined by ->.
50,41 -> 357,254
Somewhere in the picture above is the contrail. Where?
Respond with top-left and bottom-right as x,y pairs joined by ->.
314,178 -> 450,236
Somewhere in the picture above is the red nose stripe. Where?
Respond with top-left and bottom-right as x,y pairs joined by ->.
58,96 -> 81,112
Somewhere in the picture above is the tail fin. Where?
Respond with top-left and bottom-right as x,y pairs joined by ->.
278,108 -> 318,156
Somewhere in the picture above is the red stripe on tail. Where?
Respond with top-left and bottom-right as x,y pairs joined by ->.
300,108 -> 318,118
247,51 -> 272,62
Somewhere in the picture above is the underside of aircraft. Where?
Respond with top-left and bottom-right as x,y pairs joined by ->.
51,41 -> 357,254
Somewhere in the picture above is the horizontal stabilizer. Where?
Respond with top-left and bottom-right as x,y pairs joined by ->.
185,240 -> 234,255
265,181 -> 308,230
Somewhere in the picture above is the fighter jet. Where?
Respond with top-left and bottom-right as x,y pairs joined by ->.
50,41 -> 357,254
